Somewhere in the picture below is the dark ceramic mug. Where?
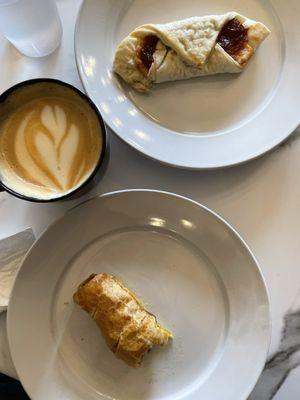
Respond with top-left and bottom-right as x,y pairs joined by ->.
0,78 -> 109,202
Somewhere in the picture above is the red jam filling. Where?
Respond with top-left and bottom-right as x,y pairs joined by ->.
217,18 -> 248,58
139,35 -> 159,70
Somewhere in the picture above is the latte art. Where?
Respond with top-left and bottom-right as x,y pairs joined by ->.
16,104 -> 86,191
0,83 -> 102,199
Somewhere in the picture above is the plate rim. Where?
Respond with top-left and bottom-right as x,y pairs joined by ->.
74,0 -> 300,170
7,189 -> 271,399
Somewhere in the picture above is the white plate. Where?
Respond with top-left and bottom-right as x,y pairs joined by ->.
8,190 -> 270,400
75,0 -> 300,169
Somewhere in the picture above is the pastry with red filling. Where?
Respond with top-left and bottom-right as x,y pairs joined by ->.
113,13 -> 270,92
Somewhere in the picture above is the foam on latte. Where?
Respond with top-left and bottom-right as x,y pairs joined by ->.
0,83 -> 102,199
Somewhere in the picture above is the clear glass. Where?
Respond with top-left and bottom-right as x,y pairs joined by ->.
0,0 -> 62,57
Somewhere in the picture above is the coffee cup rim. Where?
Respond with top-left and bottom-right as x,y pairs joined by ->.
0,78 -> 108,202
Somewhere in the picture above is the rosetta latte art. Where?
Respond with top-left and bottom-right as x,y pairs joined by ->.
16,105 -> 83,191
0,89 -> 102,200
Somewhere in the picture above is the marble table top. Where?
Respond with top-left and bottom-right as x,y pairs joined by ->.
0,1 -> 300,399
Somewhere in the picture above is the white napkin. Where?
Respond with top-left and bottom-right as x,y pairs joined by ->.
0,228 -> 35,312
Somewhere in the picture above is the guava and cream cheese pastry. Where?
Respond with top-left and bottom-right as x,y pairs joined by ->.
113,12 -> 270,92
73,273 -> 172,367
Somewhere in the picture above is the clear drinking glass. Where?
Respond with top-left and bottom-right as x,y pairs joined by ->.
0,0 -> 62,57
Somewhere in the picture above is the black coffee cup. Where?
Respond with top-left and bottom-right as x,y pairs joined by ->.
0,78 -> 109,202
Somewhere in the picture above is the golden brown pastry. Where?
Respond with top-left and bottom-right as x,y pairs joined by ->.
73,273 -> 172,366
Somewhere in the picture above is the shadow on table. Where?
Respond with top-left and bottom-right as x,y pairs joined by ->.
0,373 -> 29,400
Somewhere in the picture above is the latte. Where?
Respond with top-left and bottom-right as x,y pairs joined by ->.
0,82 -> 102,200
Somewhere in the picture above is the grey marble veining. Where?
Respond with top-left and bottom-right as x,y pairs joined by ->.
250,308 -> 300,399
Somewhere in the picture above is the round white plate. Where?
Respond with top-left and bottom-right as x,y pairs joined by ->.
8,190 -> 270,400
75,0 -> 300,169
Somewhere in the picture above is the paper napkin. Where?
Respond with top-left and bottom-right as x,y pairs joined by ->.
0,228 -> 35,312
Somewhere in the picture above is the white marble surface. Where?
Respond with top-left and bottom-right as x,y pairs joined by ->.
0,0 -> 300,398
